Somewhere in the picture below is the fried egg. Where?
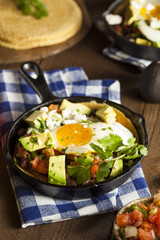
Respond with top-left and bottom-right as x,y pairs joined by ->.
130,0 -> 160,28
51,121 -> 133,155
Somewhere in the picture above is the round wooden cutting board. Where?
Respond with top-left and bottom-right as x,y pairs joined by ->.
0,0 -> 91,64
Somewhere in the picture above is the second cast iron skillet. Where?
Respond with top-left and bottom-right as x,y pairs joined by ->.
103,0 -> 160,61
5,62 -> 148,200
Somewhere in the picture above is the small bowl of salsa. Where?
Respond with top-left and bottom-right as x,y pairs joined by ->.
114,192 -> 160,240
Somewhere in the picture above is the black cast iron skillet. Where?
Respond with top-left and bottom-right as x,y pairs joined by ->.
5,61 -> 148,200
103,0 -> 160,61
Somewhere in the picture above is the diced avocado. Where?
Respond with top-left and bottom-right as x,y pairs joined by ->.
95,105 -> 116,124
136,38 -> 151,46
19,131 -> 54,151
59,99 -> 91,115
25,110 -> 48,128
48,155 -> 66,185
110,159 -> 123,177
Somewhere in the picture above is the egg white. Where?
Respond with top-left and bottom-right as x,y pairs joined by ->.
50,122 -> 133,155
130,0 -> 160,27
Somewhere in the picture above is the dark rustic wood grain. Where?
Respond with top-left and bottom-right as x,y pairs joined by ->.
0,0 -> 160,240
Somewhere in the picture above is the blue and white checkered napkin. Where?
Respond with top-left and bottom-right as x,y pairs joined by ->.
103,44 -> 152,70
95,19 -> 152,70
0,67 -> 150,228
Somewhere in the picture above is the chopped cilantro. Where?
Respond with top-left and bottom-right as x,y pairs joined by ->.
67,165 -> 91,185
34,119 -> 47,132
30,136 -> 38,143
61,147 -> 68,153
96,161 -> 113,182
90,143 -> 111,159
90,134 -> 147,163
17,0 -> 48,19
67,136 -> 73,139
46,136 -> 54,147
67,154 -> 93,185
98,134 -> 123,151
81,120 -> 93,125
89,134 -> 147,182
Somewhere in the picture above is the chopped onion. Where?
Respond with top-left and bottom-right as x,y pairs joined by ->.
151,229 -> 156,240
125,226 -> 138,238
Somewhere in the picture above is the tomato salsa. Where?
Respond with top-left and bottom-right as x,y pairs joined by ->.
115,192 -> 160,240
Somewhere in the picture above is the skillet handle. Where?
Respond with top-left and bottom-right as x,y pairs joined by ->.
20,61 -> 57,103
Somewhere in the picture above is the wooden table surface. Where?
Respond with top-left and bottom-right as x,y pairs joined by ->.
0,1 -> 160,239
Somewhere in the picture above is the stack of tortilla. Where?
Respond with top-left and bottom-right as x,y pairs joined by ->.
0,0 -> 82,49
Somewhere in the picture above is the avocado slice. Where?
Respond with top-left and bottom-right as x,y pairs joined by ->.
25,110 -> 48,128
95,105 -> 116,124
48,155 -> 66,185
59,99 -> 91,115
136,38 -> 151,46
137,19 -> 160,44
20,131 -> 54,151
110,159 -> 123,177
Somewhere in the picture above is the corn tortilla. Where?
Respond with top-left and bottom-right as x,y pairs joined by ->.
0,0 -> 82,49
82,101 -> 139,142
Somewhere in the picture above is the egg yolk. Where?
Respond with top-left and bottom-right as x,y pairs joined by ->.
140,7 -> 147,17
140,5 -> 160,21
149,5 -> 160,21
56,123 -> 93,147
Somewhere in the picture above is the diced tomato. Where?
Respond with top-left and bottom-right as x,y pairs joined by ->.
31,156 -> 39,168
133,209 -> 144,221
90,159 -> 102,174
148,208 -> 159,224
128,211 -> 136,225
138,228 -> 155,240
48,104 -> 59,111
43,148 -> 55,157
140,221 -> 152,229
36,159 -> 49,174
96,159 -> 103,166
153,224 -> 160,238
148,213 -> 158,224
90,163 -> 99,174
116,213 -> 131,227
116,193 -> 160,240
147,203 -> 154,211
139,203 -> 148,211
155,211 -> 160,226
31,156 -> 49,174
